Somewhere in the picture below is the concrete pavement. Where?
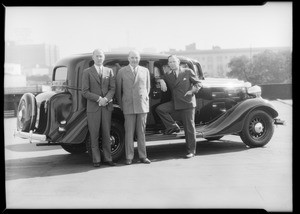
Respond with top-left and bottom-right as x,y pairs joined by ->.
4,100 -> 293,211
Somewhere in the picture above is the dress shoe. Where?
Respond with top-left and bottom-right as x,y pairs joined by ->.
103,161 -> 117,166
125,159 -> 132,165
185,153 -> 195,159
140,158 -> 151,164
93,162 -> 101,167
164,127 -> 180,135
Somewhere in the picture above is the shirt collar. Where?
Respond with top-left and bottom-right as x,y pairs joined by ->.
94,64 -> 103,71
129,64 -> 138,72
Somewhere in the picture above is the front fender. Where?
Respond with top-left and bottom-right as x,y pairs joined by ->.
197,97 -> 278,138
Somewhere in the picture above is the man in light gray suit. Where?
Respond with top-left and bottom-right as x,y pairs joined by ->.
82,49 -> 116,167
116,50 -> 151,165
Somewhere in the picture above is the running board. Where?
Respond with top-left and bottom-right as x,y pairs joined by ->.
145,130 -> 204,142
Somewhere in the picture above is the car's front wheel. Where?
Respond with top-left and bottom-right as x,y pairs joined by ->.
86,119 -> 125,161
240,110 -> 274,147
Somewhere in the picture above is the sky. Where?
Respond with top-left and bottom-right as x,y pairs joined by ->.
5,2 -> 292,58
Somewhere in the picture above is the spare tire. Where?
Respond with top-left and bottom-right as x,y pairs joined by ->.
17,93 -> 37,132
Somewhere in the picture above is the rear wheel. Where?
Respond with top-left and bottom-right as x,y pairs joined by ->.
240,110 -> 274,147
86,119 -> 125,161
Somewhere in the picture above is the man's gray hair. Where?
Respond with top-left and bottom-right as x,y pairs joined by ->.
128,50 -> 140,57
93,49 -> 104,55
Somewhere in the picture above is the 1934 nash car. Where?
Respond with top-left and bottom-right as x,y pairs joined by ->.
14,52 -> 284,161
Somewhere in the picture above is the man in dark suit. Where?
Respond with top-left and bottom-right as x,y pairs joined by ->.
82,49 -> 116,167
156,55 -> 202,158
116,50 -> 151,165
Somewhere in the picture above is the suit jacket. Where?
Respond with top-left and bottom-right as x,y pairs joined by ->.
163,68 -> 202,110
82,65 -> 116,112
116,65 -> 150,114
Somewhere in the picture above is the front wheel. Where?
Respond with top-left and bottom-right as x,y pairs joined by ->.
240,110 -> 274,147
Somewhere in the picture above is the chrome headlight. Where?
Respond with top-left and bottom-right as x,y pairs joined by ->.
247,85 -> 262,97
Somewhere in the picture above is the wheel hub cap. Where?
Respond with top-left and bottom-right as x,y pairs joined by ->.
18,110 -> 23,119
254,122 -> 264,134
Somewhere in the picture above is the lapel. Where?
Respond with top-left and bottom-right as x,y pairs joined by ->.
101,67 -> 108,85
125,65 -> 136,83
174,68 -> 186,87
90,66 -> 101,84
166,71 -> 176,88
133,66 -> 140,85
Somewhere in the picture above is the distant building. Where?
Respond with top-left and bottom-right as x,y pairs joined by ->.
4,63 -> 26,87
185,43 -> 196,51
5,41 -> 60,77
165,45 -> 291,77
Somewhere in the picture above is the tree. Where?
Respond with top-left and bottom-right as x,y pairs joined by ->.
227,50 -> 292,85
227,55 -> 251,81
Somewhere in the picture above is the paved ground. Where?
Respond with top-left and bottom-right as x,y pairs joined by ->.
4,100 -> 292,211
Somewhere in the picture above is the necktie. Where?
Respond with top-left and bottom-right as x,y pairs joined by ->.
173,70 -> 177,79
133,67 -> 137,77
98,67 -> 102,81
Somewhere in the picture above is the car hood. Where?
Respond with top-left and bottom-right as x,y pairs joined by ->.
202,78 -> 249,88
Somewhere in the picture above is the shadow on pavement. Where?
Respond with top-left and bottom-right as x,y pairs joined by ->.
5,143 -> 63,152
5,139 -> 249,181
147,139 -> 250,162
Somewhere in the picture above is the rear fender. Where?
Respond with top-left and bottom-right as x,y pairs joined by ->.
197,98 -> 278,138
44,92 -> 73,138
57,104 -> 124,145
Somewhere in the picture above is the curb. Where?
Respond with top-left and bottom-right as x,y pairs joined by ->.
276,99 -> 292,106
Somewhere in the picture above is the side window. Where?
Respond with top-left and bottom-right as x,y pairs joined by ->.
194,62 -> 204,80
52,66 -> 67,92
192,62 -> 201,79
139,60 -> 149,69
180,60 -> 193,70
104,60 -> 123,76
180,62 -> 189,69
104,60 -> 149,76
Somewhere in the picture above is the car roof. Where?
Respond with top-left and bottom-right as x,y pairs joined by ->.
54,52 -> 192,67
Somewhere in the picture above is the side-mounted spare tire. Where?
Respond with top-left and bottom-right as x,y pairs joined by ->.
17,93 -> 37,132
240,110 -> 274,147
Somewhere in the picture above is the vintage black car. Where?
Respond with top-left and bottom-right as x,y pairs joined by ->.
14,52 -> 284,161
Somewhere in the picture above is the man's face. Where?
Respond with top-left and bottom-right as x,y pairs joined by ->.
128,51 -> 140,68
168,56 -> 180,70
92,50 -> 105,66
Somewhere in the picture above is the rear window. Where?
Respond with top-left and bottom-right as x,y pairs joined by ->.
52,66 -> 67,92
53,66 -> 67,81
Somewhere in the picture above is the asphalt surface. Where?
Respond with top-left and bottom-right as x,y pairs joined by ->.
4,100 -> 293,211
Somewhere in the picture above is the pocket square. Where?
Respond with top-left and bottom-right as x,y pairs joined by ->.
183,78 -> 187,80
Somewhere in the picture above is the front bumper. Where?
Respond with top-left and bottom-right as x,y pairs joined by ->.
274,118 -> 285,125
14,130 -> 48,143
